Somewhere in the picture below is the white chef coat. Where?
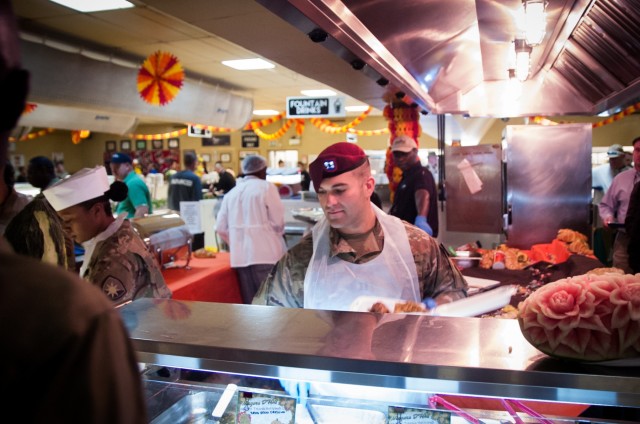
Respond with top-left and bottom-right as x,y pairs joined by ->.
216,176 -> 287,267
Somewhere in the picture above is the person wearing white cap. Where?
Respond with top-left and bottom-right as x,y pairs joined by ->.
599,136 -> 640,273
0,1 -> 148,422
592,144 -> 631,204
388,135 -> 439,237
43,166 -> 171,306
215,154 -> 287,303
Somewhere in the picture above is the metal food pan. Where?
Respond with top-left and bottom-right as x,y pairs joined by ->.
151,391 -> 234,424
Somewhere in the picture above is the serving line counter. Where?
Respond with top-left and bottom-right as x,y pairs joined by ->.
161,252 -> 242,303
121,299 -> 640,422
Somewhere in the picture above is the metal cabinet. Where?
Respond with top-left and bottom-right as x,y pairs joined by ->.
122,299 -> 640,422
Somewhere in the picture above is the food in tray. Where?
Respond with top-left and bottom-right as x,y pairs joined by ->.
586,267 -> 625,275
557,228 -> 594,256
193,247 -> 217,258
478,245 -> 530,270
556,228 -> 588,243
368,300 -> 426,314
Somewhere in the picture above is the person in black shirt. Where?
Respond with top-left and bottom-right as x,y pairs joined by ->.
626,180 -> 640,273
298,161 -> 311,191
212,161 -> 236,195
388,135 -> 439,237
167,151 -> 202,211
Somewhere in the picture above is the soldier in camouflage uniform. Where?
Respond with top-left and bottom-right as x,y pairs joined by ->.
44,166 -> 171,306
253,142 -> 467,310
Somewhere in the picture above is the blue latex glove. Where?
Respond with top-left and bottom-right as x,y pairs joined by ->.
279,379 -> 310,406
414,215 -> 433,236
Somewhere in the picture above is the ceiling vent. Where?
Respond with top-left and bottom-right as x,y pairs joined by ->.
20,40 -> 254,133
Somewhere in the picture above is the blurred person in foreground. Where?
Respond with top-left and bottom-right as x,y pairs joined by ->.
4,154 -> 75,269
167,151 -> 202,211
0,159 -> 30,234
253,142 -> 467,309
27,155 -> 59,191
626,180 -> 640,273
599,136 -> 640,273
0,1 -> 147,422
388,135 -> 439,238
110,152 -> 152,218
216,154 -> 287,303
43,166 -> 172,306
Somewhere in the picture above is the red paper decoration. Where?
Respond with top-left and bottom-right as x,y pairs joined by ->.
137,51 -> 184,106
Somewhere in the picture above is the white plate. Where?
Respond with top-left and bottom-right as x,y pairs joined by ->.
432,285 -> 517,317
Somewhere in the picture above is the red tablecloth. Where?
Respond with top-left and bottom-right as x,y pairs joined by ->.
162,252 -> 242,303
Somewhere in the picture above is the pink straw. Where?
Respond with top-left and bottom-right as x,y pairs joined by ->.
508,399 -> 554,424
501,399 -> 525,424
429,395 -> 481,424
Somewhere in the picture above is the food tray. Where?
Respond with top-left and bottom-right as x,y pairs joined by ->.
151,391 -> 228,424
308,404 -> 386,424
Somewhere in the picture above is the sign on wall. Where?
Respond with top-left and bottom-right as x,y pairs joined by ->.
242,130 -> 259,148
188,125 -> 212,138
286,96 -> 345,119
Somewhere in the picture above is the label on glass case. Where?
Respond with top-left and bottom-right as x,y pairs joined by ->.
236,391 -> 295,424
388,406 -> 451,423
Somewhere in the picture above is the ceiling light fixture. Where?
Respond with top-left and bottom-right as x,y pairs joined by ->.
522,0 -> 547,46
50,0 -> 134,13
222,58 -> 275,71
300,89 -> 336,97
253,109 -> 280,116
514,39 -> 532,82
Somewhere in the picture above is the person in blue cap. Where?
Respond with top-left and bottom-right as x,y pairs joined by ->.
109,152 -> 152,218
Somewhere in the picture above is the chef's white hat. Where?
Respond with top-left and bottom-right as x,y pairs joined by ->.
44,166 -> 110,211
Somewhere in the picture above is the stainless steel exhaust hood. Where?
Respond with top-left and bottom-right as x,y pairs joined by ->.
260,0 -> 640,117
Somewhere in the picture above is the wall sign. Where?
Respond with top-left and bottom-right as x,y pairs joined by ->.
241,130 -> 259,148
286,96 -> 345,118
188,125 -> 212,138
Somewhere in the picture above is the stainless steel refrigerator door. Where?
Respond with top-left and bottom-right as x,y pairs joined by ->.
445,144 -> 503,233
505,124 -> 592,249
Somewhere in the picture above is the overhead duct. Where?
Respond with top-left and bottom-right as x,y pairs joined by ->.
20,39 -> 254,131
17,103 -> 138,135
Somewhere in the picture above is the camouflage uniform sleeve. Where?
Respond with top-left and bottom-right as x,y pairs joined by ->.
252,233 -> 313,307
405,223 -> 468,303
86,240 -> 145,306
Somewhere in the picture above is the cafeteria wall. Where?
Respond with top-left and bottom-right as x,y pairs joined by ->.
9,114 -> 639,174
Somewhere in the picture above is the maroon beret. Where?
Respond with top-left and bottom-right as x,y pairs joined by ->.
309,142 -> 367,190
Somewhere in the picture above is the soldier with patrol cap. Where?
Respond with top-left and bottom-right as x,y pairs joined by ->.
253,142 -> 467,309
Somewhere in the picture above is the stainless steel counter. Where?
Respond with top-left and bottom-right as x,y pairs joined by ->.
121,299 -> 640,408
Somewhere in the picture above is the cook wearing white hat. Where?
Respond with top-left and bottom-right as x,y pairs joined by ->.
44,166 -> 171,306
44,166 -> 112,212
216,153 -> 287,304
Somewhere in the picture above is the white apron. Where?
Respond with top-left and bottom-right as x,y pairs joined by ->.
304,204 -> 420,311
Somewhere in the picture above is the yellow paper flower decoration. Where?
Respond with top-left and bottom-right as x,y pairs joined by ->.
137,51 -> 184,106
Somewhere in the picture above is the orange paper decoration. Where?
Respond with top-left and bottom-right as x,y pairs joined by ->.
23,102 -> 37,115
137,51 -> 184,106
